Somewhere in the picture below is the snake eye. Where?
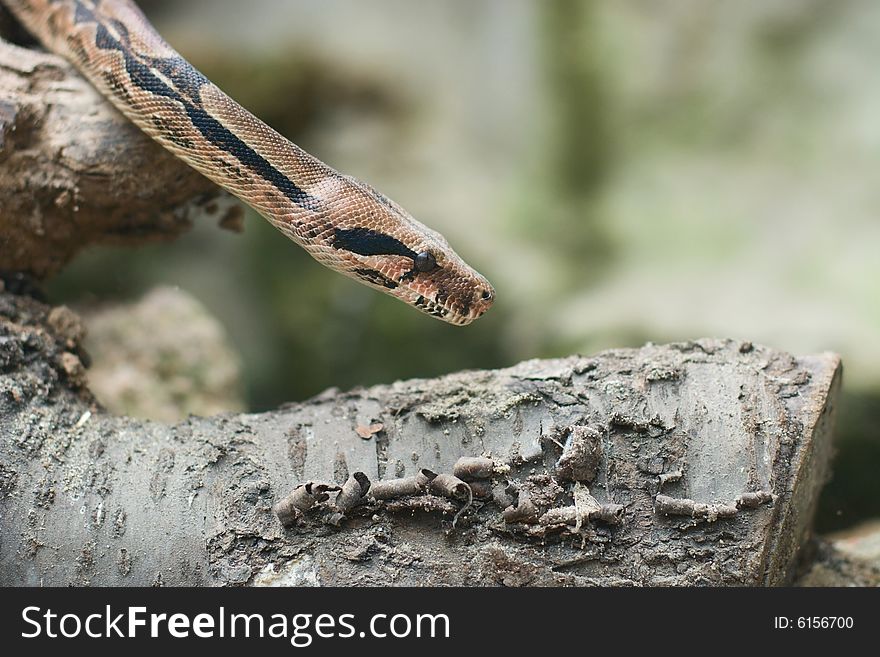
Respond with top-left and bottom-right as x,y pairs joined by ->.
414,251 -> 437,273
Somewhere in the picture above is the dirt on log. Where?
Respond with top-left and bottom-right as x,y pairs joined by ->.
0,289 -> 840,586
0,33 -> 241,279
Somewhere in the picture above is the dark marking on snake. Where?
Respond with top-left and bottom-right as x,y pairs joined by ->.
72,0 -> 94,25
108,18 -> 130,44
414,295 -> 449,317
211,157 -> 248,184
331,228 -> 418,259
102,68 -> 135,104
353,268 -> 399,290
147,55 -> 208,104
428,287 -> 471,317
83,9 -> 319,212
151,116 -> 194,149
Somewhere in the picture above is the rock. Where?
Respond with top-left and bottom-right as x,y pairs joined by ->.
82,287 -> 244,421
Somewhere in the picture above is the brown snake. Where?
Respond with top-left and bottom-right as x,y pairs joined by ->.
3,0 -> 495,325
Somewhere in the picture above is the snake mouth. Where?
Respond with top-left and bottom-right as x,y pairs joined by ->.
407,290 -> 493,326
413,293 -> 453,321
330,251 -> 492,325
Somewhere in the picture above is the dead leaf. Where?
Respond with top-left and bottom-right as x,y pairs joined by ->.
355,422 -> 384,439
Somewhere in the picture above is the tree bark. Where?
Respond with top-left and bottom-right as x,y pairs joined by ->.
0,289 -> 840,586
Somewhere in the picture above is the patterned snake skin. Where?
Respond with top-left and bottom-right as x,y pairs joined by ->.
3,0 -> 495,324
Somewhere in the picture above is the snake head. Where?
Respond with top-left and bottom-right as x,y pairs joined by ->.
305,177 -> 495,326
387,227 -> 496,326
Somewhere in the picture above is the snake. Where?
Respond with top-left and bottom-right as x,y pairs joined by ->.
2,0 -> 495,325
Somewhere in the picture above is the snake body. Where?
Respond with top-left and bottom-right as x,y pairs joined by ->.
3,0 -> 494,325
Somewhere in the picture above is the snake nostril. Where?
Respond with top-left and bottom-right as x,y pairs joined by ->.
480,289 -> 493,301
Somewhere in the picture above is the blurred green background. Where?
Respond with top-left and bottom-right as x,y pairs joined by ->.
47,0 -> 879,532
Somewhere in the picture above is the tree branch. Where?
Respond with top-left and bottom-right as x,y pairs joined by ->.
0,290 -> 840,586
0,36 -> 241,279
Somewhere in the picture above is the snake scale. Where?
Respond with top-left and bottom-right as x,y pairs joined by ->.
3,0 -> 495,325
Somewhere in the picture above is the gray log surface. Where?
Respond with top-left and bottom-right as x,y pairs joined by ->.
0,290 -> 841,586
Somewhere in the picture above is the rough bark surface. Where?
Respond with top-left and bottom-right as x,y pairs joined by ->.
0,34 -> 241,279
0,289 -> 840,586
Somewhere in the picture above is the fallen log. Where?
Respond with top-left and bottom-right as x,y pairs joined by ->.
0,289 -> 840,585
